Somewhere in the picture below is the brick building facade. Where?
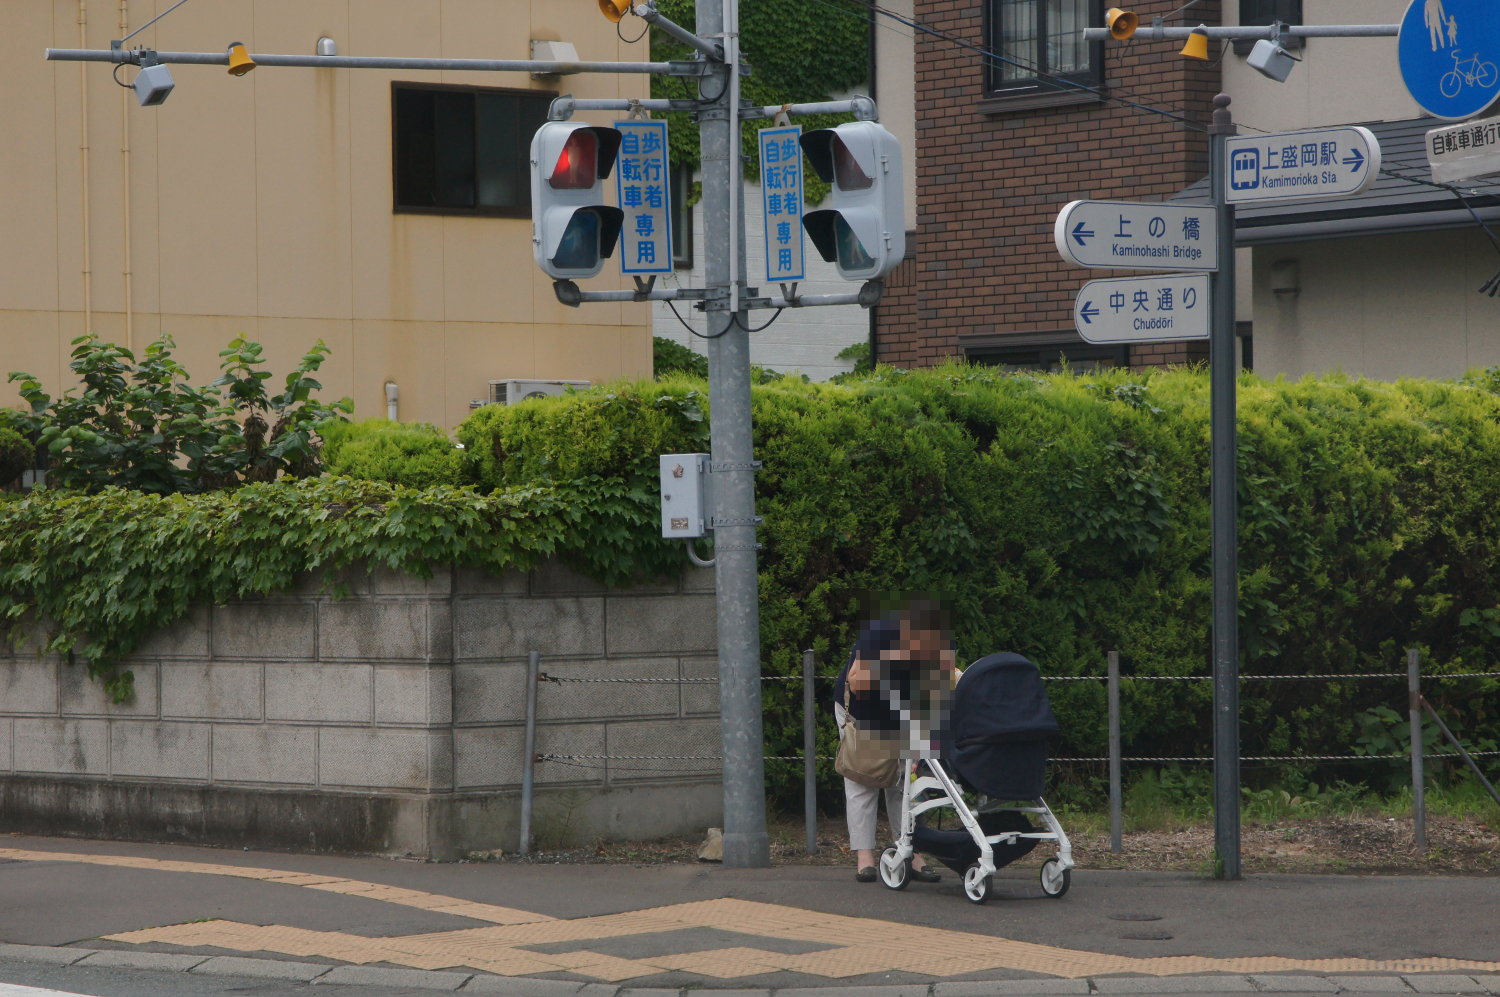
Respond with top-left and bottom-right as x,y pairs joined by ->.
875,0 -> 1225,370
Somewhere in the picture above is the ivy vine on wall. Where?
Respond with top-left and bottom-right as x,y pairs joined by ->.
648,0 -> 872,204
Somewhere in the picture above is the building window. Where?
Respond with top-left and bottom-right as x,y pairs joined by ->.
671,162 -> 694,270
1237,0 -> 1302,52
392,83 -> 552,217
1240,0 -> 1301,25
986,0 -> 1103,101
966,338 -> 1125,371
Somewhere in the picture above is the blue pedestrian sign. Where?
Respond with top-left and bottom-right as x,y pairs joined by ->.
759,125 -> 805,283
614,120 -> 673,275
1399,0 -> 1500,120
1073,274 -> 1210,344
1223,127 -> 1381,204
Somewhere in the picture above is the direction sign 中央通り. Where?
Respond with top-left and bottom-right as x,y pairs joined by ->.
615,120 -> 673,276
1054,200 -> 1217,272
1073,273 -> 1210,344
759,125 -> 806,283
1224,127 -> 1381,204
1399,0 -> 1500,121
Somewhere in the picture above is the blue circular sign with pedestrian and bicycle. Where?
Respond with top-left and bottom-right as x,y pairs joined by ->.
1399,0 -> 1500,120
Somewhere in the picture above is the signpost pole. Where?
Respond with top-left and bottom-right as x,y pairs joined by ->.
1208,93 -> 1241,881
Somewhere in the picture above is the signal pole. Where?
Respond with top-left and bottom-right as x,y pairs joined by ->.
1207,93 -> 1240,881
697,0 -> 771,869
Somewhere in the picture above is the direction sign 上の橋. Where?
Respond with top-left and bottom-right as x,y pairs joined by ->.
1223,127 -> 1381,204
759,125 -> 805,283
614,120 -> 673,275
1399,0 -> 1500,121
1053,201 -> 1218,272
1072,273 -> 1210,344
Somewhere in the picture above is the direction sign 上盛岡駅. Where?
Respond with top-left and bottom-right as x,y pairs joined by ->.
1399,0 -> 1500,121
1054,200 -> 1217,272
1224,127 -> 1381,205
1073,273 -> 1211,345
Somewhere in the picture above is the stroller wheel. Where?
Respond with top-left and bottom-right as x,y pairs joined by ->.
1040,858 -> 1071,898
962,863 -> 991,904
878,846 -> 910,890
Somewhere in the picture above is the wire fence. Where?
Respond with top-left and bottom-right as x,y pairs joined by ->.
519,650 -> 1500,854
534,664 -> 1500,765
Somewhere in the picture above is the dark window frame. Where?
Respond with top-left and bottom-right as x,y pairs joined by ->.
963,331 -> 1126,371
981,0 -> 1106,112
1236,0 -> 1303,53
391,81 -> 555,219
671,162 -> 694,270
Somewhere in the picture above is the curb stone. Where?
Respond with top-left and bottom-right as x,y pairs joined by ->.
1249,977 -> 1343,993
0,945 -> 95,967
189,955 -> 332,981
72,950 -> 208,972
934,983 -> 1092,996
457,976 -> 616,994
1093,977 -> 1259,993
315,964 -> 475,990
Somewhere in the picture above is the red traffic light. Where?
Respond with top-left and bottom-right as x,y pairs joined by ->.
547,128 -> 622,190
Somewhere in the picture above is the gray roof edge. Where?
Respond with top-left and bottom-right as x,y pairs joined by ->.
1236,204 -> 1500,245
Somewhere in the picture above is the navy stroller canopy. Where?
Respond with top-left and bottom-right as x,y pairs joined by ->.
941,653 -> 1061,800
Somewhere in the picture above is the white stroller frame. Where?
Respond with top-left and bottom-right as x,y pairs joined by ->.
878,753 -> 1075,903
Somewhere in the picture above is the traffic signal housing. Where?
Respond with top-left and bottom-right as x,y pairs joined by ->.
530,122 -> 624,279
799,121 -> 904,281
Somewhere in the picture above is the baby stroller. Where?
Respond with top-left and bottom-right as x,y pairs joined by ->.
878,652 -> 1074,904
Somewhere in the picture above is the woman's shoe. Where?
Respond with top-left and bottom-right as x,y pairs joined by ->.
910,865 -> 942,883
856,866 -> 877,882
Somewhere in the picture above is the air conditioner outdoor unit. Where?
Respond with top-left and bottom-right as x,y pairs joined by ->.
488,379 -> 590,406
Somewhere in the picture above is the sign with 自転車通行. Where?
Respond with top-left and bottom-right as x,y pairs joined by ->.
1427,114 -> 1500,182
614,120 -> 673,275
1399,0 -> 1500,120
760,125 -> 805,283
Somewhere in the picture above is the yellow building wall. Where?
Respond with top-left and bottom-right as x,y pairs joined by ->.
0,1 -> 652,430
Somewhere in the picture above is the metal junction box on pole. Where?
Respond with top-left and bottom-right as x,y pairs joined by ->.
659,453 -> 712,539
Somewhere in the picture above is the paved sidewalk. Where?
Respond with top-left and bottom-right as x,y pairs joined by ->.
3,834 -> 1499,995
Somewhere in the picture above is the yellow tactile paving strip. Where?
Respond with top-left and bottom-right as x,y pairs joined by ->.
0,848 -> 548,925
7,847 -> 1500,983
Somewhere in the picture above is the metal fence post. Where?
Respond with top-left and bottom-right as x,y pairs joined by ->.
519,650 -> 541,856
1408,647 -> 1426,851
1108,650 -> 1123,853
803,648 -> 818,855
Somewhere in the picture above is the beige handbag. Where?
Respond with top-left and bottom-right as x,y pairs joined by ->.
834,685 -> 901,788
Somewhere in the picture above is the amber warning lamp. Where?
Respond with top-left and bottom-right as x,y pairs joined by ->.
1180,25 -> 1211,60
1105,8 -> 1139,40
226,41 -> 256,75
599,0 -> 634,21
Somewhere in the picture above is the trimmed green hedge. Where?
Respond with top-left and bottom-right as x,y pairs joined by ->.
320,419 -> 471,488
455,365 -> 1500,800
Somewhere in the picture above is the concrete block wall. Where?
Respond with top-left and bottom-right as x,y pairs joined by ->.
0,559 -> 722,859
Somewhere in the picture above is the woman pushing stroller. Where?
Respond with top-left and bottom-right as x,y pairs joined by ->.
832,600 -> 957,882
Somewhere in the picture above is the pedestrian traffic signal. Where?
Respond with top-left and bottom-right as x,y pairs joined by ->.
799,121 -> 904,281
530,122 -> 624,279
